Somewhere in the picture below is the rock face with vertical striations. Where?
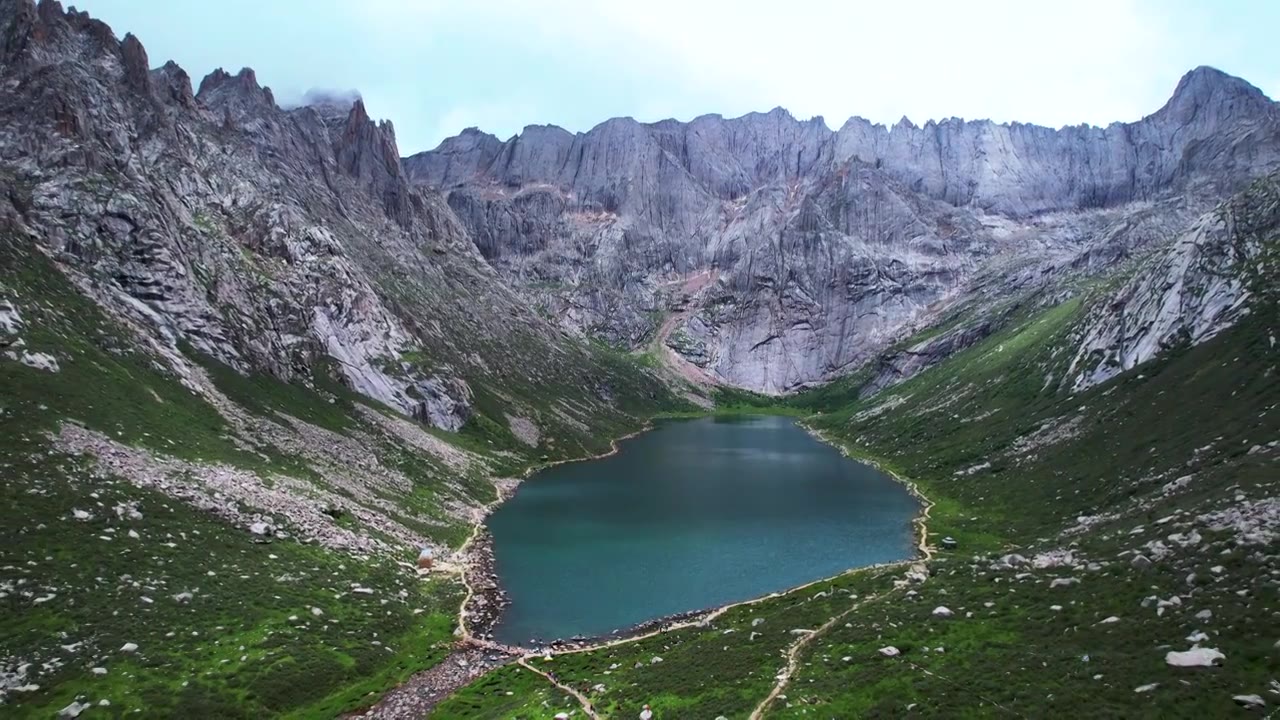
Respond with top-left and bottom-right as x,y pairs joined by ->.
405,67 -> 1280,393
1,0 -> 1276,401
0,0 -> 668,435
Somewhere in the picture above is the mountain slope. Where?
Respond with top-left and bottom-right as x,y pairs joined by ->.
406,68 -> 1279,393
0,2 -> 688,716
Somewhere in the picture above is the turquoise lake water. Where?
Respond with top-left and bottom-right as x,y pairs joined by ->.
485,415 -> 920,644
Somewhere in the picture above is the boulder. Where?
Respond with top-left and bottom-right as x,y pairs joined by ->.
58,701 -> 91,718
1233,694 -> 1265,710
1165,647 -> 1225,667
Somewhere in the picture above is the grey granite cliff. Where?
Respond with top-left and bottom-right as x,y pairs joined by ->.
404,69 -> 1278,392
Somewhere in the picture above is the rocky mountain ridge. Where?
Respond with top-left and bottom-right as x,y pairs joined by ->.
0,0 -> 672,438
406,66 -> 1279,392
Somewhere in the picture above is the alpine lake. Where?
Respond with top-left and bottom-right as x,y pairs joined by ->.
486,415 -> 921,645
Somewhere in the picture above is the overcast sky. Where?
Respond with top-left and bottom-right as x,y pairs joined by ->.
78,0 -> 1279,156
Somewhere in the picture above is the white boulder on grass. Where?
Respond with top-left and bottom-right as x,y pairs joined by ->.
1234,694 -> 1265,710
1165,647 -> 1225,667
879,646 -> 901,657
58,701 -> 91,718
932,606 -> 954,618
999,553 -> 1028,567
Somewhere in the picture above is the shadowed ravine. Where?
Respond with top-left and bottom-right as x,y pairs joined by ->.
485,416 -> 921,644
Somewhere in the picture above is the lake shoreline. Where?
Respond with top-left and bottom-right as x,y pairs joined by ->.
456,421 -> 657,642
349,424 -> 662,718
361,414 -> 934,718
799,420 -> 936,561
466,414 -> 933,650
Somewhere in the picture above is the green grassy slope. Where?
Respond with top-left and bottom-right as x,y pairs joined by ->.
0,236 -> 688,717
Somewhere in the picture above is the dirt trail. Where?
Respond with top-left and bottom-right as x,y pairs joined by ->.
747,591 -> 895,720
347,487 -> 523,719
518,657 -> 601,718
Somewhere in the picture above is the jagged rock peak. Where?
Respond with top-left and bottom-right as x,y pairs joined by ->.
151,60 -> 195,108
432,126 -> 502,153
345,96 -> 369,125
1175,65 -> 1270,101
2,0 -> 113,62
339,98 -> 399,157
1153,65 -> 1275,122
333,97 -> 416,227
196,66 -> 276,108
119,32 -> 150,94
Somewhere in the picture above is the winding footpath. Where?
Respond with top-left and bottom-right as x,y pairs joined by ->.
517,657 -> 601,719
748,590 -> 895,720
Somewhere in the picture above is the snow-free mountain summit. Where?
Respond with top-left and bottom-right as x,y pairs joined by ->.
407,67 -> 1278,392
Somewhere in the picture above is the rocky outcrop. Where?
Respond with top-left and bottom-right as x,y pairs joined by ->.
405,67 -> 1279,392
1066,175 -> 1279,390
0,0 -> 664,437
